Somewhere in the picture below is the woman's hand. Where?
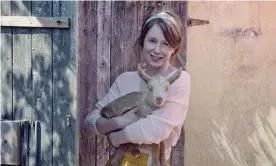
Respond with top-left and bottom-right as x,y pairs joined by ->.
96,107 -> 139,135
107,129 -> 129,148
107,133 -> 119,148
114,106 -> 140,129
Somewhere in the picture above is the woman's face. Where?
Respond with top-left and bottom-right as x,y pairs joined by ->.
141,24 -> 176,69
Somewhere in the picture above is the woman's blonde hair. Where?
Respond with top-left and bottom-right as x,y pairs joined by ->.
135,11 -> 185,59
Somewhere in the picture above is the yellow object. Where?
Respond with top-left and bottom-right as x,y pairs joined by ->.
106,152 -> 149,166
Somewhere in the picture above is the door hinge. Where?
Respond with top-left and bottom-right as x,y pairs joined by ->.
187,18 -> 209,27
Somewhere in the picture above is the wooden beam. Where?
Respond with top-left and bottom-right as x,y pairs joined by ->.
0,16 -> 69,28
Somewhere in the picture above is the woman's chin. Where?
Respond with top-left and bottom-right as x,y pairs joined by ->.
147,60 -> 164,68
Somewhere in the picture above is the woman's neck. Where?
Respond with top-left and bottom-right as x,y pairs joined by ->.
145,64 -> 175,77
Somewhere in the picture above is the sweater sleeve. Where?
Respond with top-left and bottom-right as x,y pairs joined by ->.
123,72 -> 191,145
83,73 -> 122,135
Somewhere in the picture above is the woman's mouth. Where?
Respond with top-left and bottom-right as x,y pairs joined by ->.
150,54 -> 163,61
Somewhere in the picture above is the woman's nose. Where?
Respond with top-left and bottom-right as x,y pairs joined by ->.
154,44 -> 161,54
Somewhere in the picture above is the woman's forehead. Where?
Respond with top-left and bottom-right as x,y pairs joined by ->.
145,24 -> 166,40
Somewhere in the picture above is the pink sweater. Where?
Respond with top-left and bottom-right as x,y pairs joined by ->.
84,70 -> 191,161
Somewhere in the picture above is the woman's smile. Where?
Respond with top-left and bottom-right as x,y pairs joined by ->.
150,54 -> 164,61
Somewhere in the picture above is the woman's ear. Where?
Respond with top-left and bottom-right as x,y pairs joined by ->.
173,47 -> 181,57
171,49 -> 178,57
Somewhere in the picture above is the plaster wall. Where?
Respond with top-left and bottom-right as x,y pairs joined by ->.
185,2 -> 276,166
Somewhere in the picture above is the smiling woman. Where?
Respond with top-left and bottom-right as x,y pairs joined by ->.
84,11 -> 190,166
135,11 -> 185,76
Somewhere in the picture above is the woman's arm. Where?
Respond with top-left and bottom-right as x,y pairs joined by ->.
109,72 -> 191,147
85,107 -> 139,135
84,110 -> 120,135
83,73 -> 122,135
83,72 -> 141,135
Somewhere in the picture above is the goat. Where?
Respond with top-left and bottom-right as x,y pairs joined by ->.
102,64 -> 182,166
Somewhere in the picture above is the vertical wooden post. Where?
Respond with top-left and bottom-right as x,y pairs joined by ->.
53,1 -> 78,165
11,1 -> 33,120
31,1 -> 53,165
169,2 -> 188,166
78,1 -> 98,166
96,1 -> 112,166
1,1 -> 13,120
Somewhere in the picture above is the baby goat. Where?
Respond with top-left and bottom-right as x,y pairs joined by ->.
102,64 -> 182,166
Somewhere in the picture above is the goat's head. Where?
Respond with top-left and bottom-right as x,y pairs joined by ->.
137,64 -> 182,107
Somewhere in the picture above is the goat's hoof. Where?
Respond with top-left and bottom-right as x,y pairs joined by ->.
101,109 -> 114,118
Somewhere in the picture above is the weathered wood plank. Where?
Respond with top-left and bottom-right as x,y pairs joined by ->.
124,1 -> 138,72
143,1 -> 162,18
110,1 -> 125,83
109,1 -> 126,157
171,1 -> 188,70
1,0 -> 11,16
28,120 -> 41,166
11,1 -> 31,16
31,1 -> 53,165
136,1 -> 143,50
78,1 -> 98,166
11,1 -> 33,120
20,120 -> 30,165
96,1 -> 112,165
0,120 -> 21,165
52,1 -> 77,166
180,1 -> 188,70
136,1 -> 153,64
1,1 -> 13,119
109,1 -> 139,157
1,16 -> 70,28
169,3 -> 188,166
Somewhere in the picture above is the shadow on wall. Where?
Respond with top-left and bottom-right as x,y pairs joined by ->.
212,106 -> 276,166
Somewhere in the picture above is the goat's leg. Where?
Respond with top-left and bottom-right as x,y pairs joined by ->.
109,143 -> 141,166
160,141 -> 169,166
151,143 -> 161,166
109,146 -> 126,166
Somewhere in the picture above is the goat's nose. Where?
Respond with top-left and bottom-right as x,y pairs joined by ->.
157,96 -> 163,103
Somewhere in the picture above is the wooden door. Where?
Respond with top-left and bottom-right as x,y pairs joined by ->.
78,1 -> 188,165
1,1 -> 78,165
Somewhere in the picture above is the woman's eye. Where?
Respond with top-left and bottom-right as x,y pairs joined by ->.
163,42 -> 169,46
149,39 -> 156,43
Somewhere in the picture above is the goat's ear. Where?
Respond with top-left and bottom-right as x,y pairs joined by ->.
168,67 -> 182,84
137,63 -> 151,82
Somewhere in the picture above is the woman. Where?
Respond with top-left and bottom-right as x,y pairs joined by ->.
84,11 -> 191,165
